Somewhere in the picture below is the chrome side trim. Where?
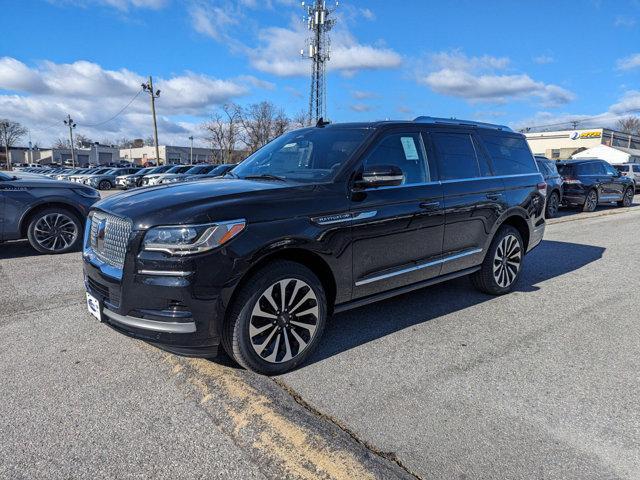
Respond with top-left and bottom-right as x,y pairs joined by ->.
138,270 -> 193,277
355,248 -> 483,286
314,210 -> 377,225
103,308 -> 196,334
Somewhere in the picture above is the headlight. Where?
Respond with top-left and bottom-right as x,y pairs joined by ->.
74,188 -> 100,199
143,219 -> 246,255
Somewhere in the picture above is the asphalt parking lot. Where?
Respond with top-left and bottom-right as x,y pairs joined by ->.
1,198 -> 639,480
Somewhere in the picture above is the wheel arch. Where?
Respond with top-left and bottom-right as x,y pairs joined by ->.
226,247 -> 338,319
20,202 -> 84,237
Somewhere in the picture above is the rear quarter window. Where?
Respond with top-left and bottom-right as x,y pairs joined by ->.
479,133 -> 537,175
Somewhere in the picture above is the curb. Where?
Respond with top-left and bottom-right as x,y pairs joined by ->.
548,204 -> 639,225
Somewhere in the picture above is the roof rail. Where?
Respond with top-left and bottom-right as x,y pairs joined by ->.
413,116 -> 513,132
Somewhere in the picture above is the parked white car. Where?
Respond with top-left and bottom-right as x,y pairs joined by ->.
613,164 -> 640,192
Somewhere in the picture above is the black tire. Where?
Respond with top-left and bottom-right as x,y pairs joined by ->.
583,189 -> 598,212
545,191 -> 560,218
222,260 -> 327,375
26,207 -> 83,254
471,225 -> 524,295
618,187 -> 634,207
98,180 -> 112,190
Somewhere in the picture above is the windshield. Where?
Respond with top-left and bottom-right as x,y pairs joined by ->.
186,165 -> 208,174
231,127 -> 370,182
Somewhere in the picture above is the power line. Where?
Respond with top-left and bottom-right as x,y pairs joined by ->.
81,88 -> 143,127
520,107 -> 640,132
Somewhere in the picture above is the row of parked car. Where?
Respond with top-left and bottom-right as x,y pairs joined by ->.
534,156 -> 638,217
17,163 -> 237,190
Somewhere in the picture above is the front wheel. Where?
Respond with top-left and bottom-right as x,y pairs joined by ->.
618,187 -> 634,207
471,226 -> 524,295
222,261 -> 327,375
98,180 -> 112,190
26,207 -> 82,254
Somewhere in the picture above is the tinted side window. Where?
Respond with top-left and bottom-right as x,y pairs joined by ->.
603,163 -> 619,176
363,132 -> 429,184
578,162 -> 604,175
633,165 -> 640,173
479,133 -> 537,175
431,132 -> 480,180
614,165 -> 626,173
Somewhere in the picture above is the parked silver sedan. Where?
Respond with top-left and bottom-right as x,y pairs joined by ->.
83,167 -> 142,190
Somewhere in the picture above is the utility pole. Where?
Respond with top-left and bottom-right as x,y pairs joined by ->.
188,135 -> 194,165
301,0 -> 337,125
571,120 -> 580,129
1,121 -> 10,171
142,76 -> 162,165
64,114 -> 76,167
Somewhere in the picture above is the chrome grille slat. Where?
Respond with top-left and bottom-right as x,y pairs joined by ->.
89,212 -> 132,269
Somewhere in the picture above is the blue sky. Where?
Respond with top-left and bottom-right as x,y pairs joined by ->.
2,0 -> 640,146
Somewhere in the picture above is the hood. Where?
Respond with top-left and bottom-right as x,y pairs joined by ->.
93,178 -> 298,228
9,172 -> 85,189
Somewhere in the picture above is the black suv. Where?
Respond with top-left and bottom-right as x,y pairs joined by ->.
557,159 -> 635,212
535,156 -> 564,218
83,118 -> 546,374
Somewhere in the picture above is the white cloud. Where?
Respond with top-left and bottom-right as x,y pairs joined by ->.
190,2 -> 402,77
352,90 -> 376,100
533,55 -> 555,65
616,53 -> 640,71
49,0 -> 168,10
614,15 -> 636,28
417,51 -> 575,107
349,103 -> 373,113
0,57 -> 255,146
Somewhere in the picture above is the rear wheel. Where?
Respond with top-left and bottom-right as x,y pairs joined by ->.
98,180 -> 112,190
472,226 -> 524,295
26,207 -> 82,254
222,261 -> 327,375
545,191 -> 560,218
618,187 -> 634,207
583,189 -> 598,212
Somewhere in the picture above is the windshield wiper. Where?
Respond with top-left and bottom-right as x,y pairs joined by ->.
243,174 -> 286,182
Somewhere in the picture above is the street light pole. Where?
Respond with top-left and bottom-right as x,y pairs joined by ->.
188,135 -> 194,165
64,114 -> 76,167
142,76 -> 161,166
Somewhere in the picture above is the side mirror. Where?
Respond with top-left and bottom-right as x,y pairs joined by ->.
355,165 -> 404,189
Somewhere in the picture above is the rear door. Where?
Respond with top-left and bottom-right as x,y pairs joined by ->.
427,128 -> 506,275
633,164 -> 640,185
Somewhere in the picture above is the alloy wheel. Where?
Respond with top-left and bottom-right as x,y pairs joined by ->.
493,234 -> 522,288
249,278 -> 319,364
585,191 -> 598,211
33,213 -> 78,252
623,188 -> 634,207
546,192 -> 559,218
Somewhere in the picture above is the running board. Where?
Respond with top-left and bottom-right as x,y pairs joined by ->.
334,266 -> 481,314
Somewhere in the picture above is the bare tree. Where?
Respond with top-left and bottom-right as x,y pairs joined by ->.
144,135 -> 155,147
237,101 -> 292,154
75,133 -> 94,148
616,116 -> 640,136
0,119 -> 28,170
291,109 -> 309,129
202,103 -> 241,164
53,138 -> 70,149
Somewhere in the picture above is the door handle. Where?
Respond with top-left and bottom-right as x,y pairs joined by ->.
419,201 -> 440,210
486,193 -> 503,200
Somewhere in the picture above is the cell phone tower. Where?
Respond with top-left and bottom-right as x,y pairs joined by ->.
301,1 -> 338,125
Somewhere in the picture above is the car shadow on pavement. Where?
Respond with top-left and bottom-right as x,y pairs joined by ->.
0,240 -> 45,259
303,240 -> 605,367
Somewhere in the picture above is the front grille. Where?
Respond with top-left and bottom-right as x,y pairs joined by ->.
90,211 -> 132,270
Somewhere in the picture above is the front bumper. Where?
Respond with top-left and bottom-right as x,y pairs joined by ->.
82,234 -> 227,357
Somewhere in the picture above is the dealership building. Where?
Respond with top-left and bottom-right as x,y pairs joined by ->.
525,128 -> 640,163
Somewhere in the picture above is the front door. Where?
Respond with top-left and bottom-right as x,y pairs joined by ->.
350,129 -> 444,298
602,162 -> 626,199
